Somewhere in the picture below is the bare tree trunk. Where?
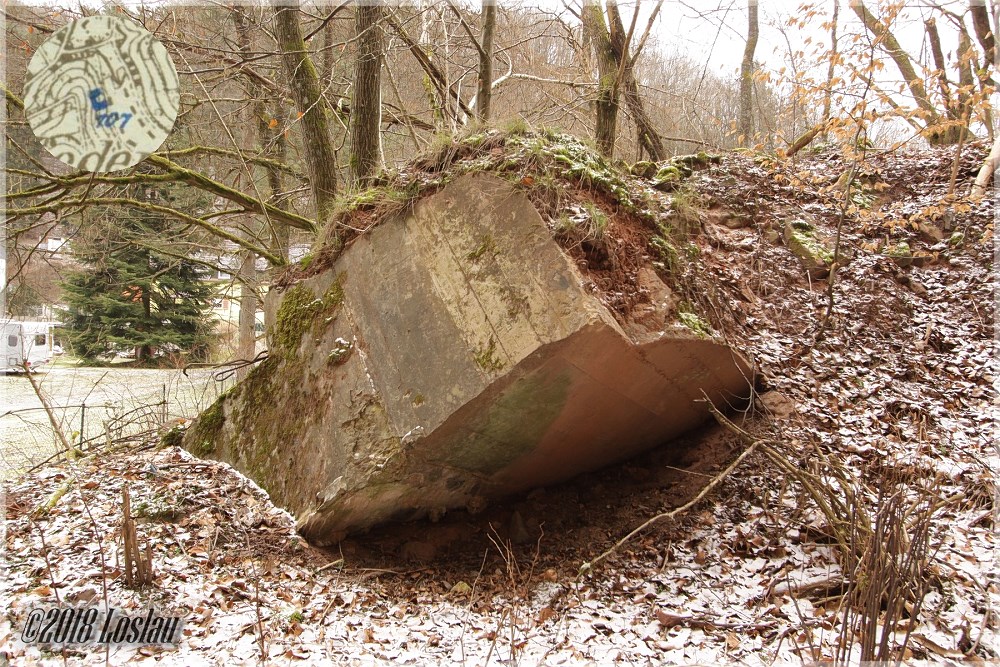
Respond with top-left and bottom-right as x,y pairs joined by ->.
233,7 -> 262,377
476,1 -> 496,123
604,0 -> 665,161
957,25 -> 977,105
970,1 -> 996,69
263,99 -> 290,259
852,1 -> 952,144
969,1 -> 996,139
622,73 -> 666,161
821,0 -> 840,140
351,4 -> 385,186
582,1 -> 619,158
322,19 -> 335,89
925,18 -> 957,121
273,3 -> 340,237
739,0 -> 759,145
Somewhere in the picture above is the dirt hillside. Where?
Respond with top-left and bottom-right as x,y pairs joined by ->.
2,136 -> 995,665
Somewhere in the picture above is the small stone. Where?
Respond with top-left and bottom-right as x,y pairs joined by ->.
450,581 -> 472,595
757,391 -> 796,419
916,222 -> 944,242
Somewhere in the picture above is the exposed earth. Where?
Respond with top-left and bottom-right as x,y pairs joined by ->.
1,136 -> 996,665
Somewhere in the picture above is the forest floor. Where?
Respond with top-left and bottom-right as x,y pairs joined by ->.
1,140 -> 996,665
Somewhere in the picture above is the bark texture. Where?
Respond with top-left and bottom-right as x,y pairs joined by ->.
351,4 -> 385,186
582,1 -> 620,158
476,1 -> 497,123
273,3 -> 340,234
739,0 -> 759,145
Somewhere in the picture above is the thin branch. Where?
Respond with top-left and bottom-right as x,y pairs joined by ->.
580,394 -> 763,576
8,198 -> 285,266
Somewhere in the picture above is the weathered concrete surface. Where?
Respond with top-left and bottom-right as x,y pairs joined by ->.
185,173 -> 753,545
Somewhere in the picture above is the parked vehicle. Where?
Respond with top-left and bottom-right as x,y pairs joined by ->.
2,321 -> 59,373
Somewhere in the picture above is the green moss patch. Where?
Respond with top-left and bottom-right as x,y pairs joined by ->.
187,396 -> 225,457
272,277 -> 345,358
678,310 -> 714,338
473,336 -> 506,373
443,370 -> 571,474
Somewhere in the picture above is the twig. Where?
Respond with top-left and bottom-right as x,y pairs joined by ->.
249,558 -> 268,662
948,104 -> 971,195
28,518 -> 62,604
79,485 -> 112,610
32,480 -> 73,518
580,395 -> 764,575
22,361 -> 77,460
121,486 -> 154,588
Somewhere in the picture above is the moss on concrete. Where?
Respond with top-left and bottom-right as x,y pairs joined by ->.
445,370 -> 571,474
188,396 -> 225,457
273,277 -> 345,358
223,355 -> 310,499
466,234 -> 498,261
159,425 -> 185,449
473,336 -> 506,373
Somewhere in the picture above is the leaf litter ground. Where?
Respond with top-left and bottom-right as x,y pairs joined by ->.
1,140 -> 996,665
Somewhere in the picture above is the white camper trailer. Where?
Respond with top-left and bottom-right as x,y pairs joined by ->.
2,321 -> 59,373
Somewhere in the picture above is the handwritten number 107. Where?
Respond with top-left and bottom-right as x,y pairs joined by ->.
89,89 -> 132,130
96,112 -> 132,130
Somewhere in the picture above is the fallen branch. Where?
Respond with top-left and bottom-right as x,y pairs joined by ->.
971,133 -> 1000,200
580,396 -> 763,575
785,124 -> 825,158
768,574 -> 846,598
32,480 -> 73,518
655,610 -> 777,632
22,362 -> 78,461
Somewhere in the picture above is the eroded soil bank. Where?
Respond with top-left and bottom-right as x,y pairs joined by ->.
2,139 -> 995,664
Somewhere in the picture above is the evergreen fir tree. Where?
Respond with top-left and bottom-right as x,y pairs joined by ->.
60,183 -> 216,362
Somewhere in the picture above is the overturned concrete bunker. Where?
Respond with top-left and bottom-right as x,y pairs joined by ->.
186,171 -> 753,545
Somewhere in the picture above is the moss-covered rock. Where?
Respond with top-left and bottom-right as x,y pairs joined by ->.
630,160 -> 658,178
783,221 -> 834,277
678,311 -> 714,338
271,278 -> 344,358
183,144 -> 753,545
186,397 -> 225,457
653,166 -> 683,192
886,241 -> 913,267
671,152 -> 722,172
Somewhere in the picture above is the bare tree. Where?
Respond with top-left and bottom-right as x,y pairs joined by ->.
351,4 -> 386,186
273,2 -> 340,232
739,0 -> 759,145
821,0 -> 841,140
582,1 -> 620,157
852,1 -> 957,144
477,2 -> 497,122
606,0 -> 667,160
446,0 -> 498,123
